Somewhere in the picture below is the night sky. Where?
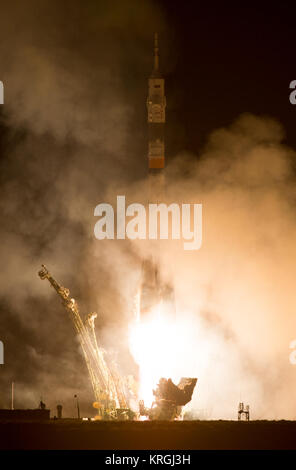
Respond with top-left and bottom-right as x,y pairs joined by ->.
162,1 -> 296,155
1,2 -> 296,162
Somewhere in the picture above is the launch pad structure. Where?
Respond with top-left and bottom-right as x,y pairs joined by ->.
238,403 -> 250,421
38,263 -> 197,421
38,264 -> 132,420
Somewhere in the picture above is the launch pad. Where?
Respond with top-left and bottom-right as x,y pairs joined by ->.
38,264 -> 197,421
139,378 -> 197,420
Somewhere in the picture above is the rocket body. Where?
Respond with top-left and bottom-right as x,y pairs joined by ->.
138,33 -> 175,319
147,35 -> 166,172
147,33 -> 166,201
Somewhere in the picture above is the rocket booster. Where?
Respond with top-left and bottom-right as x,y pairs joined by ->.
147,33 -> 166,171
138,33 -> 175,319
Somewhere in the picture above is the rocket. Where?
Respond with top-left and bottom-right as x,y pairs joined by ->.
146,33 -> 166,201
138,33 -> 175,318
147,33 -> 166,172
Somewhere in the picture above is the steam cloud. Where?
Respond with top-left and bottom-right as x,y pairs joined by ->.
0,0 -> 295,419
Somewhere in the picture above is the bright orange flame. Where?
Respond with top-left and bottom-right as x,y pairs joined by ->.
129,304 -> 216,411
129,303 -> 181,407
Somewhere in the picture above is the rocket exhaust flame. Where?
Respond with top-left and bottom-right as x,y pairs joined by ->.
128,302 -> 198,416
129,303 -> 178,406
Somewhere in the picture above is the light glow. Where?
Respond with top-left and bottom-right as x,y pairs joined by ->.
128,303 -> 210,408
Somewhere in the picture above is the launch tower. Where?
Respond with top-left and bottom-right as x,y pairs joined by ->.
38,265 -> 130,419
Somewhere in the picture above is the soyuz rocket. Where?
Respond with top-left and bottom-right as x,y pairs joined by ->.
147,33 -> 166,179
138,33 -> 175,318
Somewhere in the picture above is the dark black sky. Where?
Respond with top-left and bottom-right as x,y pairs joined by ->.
160,1 -> 296,155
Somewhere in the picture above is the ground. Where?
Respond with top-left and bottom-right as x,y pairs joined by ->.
0,420 -> 296,449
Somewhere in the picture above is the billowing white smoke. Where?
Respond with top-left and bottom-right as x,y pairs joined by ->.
126,113 -> 296,420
